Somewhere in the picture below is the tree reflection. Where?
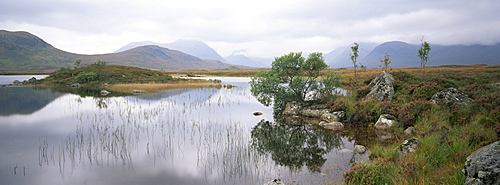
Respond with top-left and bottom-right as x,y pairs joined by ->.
250,120 -> 343,173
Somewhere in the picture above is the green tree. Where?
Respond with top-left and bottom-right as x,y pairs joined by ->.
250,52 -> 337,111
350,42 -> 359,79
379,53 -> 391,71
418,36 -> 431,75
74,60 -> 82,69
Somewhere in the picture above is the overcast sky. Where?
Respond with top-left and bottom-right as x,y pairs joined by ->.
1,0 -> 499,58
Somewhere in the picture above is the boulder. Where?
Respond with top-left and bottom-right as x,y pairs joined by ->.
404,127 -> 416,135
374,114 -> 399,129
283,102 -> 302,116
319,121 -> 344,130
463,141 -> 500,185
264,179 -> 285,185
321,111 -> 346,122
100,90 -> 111,96
429,87 -> 474,108
12,80 -> 21,85
365,71 -> 395,101
394,138 -> 420,158
354,145 -> 367,154
300,108 -> 329,117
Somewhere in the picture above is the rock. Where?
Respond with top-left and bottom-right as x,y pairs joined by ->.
395,138 -> 420,158
319,121 -> 344,130
12,80 -> 21,85
71,83 -> 81,88
354,145 -> 367,154
375,129 -> 395,142
365,71 -> 395,101
21,77 -> 38,85
253,111 -> 263,116
429,87 -> 474,108
321,111 -> 346,122
463,141 -> 500,185
300,108 -> 329,117
404,127 -> 416,135
264,179 -> 285,185
283,102 -> 302,116
374,114 -> 399,129
100,90 -> 111,96
132,89 -> 147,94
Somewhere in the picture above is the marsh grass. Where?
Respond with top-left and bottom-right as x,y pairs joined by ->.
106,81 -> 216,94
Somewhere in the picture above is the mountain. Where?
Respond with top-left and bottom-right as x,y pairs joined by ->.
360,41 -> 500,68
115,39 -> 229,63
0,30 -> 232,72
224,52 -> 268,67
324,42 -> 377,69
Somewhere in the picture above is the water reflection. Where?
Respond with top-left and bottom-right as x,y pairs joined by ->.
251,120 -> 342,173
0,77 -> 365,185
0,87 -> 63,116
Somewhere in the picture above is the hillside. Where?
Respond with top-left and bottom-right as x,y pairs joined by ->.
225,52 -> 268,67
0,30 -> 232,72
360,41 -> 500,68
115,39 -> 229,63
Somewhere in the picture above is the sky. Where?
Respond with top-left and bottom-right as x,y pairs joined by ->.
1,0 -> 499,58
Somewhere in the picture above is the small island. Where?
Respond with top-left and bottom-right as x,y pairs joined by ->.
34,60 -> 222,96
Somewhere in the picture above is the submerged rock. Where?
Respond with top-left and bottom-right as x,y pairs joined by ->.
321,111 -> 346,122
264,179 -> 285,185
365,71 -> 395,101
429,87 -> 474,108
132,89 -> 147,94
374,114 -> 399,129
253,111 -> 263,116
319,121 -> 344,130
463,141 -> 500,185
354,145 -> 367,154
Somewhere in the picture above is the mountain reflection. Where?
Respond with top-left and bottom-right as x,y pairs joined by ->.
251,119 -> 343,173
0,87 -> 64,116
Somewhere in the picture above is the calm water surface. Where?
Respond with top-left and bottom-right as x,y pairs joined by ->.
0,76 -> 367,185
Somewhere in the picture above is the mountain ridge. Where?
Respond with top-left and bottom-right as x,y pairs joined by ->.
0,30 -> 232,72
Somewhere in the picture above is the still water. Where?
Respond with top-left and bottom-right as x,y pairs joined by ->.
0,76 -> 367,185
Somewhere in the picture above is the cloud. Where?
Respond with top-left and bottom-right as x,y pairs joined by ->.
1,0 -> 499,57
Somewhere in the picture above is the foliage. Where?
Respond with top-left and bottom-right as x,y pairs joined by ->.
250,52 -> 337,111
350,42 -> 360,80
418,36 -> 431,74
379,53 -> 391,70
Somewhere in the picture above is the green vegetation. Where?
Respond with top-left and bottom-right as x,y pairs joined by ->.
250,52 -> 339,112
350,42 -> 360,80
40,61 -> 175,86
339,66 -> 499,185
418,36 -> 431,75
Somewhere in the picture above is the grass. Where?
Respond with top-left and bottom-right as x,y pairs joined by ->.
107,82 -> 217,94
339,65 -> 499,185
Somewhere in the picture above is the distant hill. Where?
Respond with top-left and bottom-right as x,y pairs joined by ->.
360,41 -> 500,68
115,39 -> 229,63
0,30 -> 232,72
224,52 -> 269,67
324,42 -> 377,69
324,41 -> 500,69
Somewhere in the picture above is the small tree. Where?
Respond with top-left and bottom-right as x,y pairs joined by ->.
350,42 -> 359,79
418,36 -> 431,75
74,60 -> 82,69
379,53 -> 391,71
250,52 -> 338,111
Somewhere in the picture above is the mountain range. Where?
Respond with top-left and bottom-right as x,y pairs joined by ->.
1,29 -> 499,72
327,41 -> 500,69
0,30 -> 231,72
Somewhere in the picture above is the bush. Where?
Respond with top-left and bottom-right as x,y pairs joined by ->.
76,72 -> 98,83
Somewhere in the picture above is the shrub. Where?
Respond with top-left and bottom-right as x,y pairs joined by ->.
76,72 -> 98,83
